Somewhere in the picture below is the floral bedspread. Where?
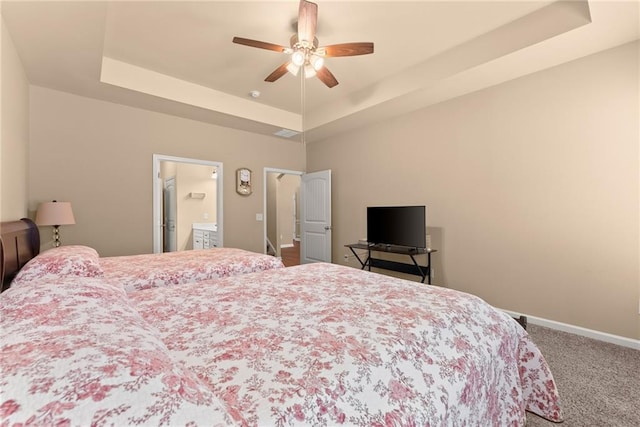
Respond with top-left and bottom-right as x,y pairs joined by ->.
130,262 -> 563,426
0,278 -> 237,426
100,247 -> 284,292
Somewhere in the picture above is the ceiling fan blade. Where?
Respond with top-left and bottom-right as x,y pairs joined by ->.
233,37 -> 288,53
265,62 -> 291,83
316,67 -> 339,88
297,0 -> 318,43
322,42 -> 374,57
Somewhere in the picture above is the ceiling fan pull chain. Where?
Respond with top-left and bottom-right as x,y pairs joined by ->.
301,66 -> 306,147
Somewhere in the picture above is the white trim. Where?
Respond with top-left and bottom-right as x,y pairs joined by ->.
263,168 -> 304,255
152,154 -> 223,253
500,308 -> 640,350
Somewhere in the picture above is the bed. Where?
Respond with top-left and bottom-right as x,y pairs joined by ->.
0,219 -> 563,425
1,220 -> 284,292
98,247 -> 284,292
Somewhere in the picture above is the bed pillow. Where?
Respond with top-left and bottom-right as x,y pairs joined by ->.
10,245 -> 104,287
0,278 -> 238,426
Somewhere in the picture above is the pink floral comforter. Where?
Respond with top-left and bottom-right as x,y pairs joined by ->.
0,278 -> 237,426
130,263 -> 563,426
100,247 -> 284,292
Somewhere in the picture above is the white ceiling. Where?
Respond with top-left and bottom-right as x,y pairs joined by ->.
2,1 -> 638,143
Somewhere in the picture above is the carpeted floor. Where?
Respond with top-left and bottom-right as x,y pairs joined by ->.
525,324 -> 640,426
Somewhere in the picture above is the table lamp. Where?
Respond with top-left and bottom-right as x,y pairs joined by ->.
35,200 -> 76,247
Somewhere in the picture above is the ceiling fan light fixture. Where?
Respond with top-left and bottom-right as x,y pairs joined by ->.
286,62 -> 300,76
304,64 -> 317,79
310,54 -> 324,71
291,50 -> 305,66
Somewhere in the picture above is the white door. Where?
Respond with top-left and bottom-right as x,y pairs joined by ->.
300,170 -> 332,263
163,177 -> 177,252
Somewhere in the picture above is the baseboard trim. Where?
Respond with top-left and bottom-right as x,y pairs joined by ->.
500,308 -> 640,350
280,243 -> 294,249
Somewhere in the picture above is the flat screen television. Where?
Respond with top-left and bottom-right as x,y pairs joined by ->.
367,205 -> 426,249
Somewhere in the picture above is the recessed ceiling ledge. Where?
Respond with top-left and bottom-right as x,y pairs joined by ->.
100,57 -> 301,131
306,0 -> 592,132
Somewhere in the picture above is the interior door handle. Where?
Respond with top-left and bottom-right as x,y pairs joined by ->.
324,226 -> 332,231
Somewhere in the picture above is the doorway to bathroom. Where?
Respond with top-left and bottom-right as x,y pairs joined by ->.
152,154 -> 223,253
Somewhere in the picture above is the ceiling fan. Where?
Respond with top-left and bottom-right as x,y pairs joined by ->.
232,0 -> 374,88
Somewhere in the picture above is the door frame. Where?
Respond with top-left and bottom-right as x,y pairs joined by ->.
153,154 -> 224,253
263,167 -> 303,255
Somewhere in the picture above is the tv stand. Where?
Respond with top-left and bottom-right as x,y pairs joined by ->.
345,243 -> 437,284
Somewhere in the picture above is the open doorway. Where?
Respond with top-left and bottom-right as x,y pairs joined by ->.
153,155 -> 223,253
264,168 -> 302,266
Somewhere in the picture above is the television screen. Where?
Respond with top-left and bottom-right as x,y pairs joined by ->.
367,206 -> 426,249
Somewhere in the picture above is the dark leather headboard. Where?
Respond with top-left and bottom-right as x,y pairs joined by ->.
0,218 -> 40,292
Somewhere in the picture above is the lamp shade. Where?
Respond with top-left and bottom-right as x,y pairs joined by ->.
35,201 -> 76,226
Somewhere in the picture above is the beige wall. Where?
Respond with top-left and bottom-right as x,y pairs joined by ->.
29,86 -> 305,256
0,16 -> 29,220
307,41 -> 639,340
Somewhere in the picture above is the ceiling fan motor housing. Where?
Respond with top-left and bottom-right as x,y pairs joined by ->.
290,35 -> 320,67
